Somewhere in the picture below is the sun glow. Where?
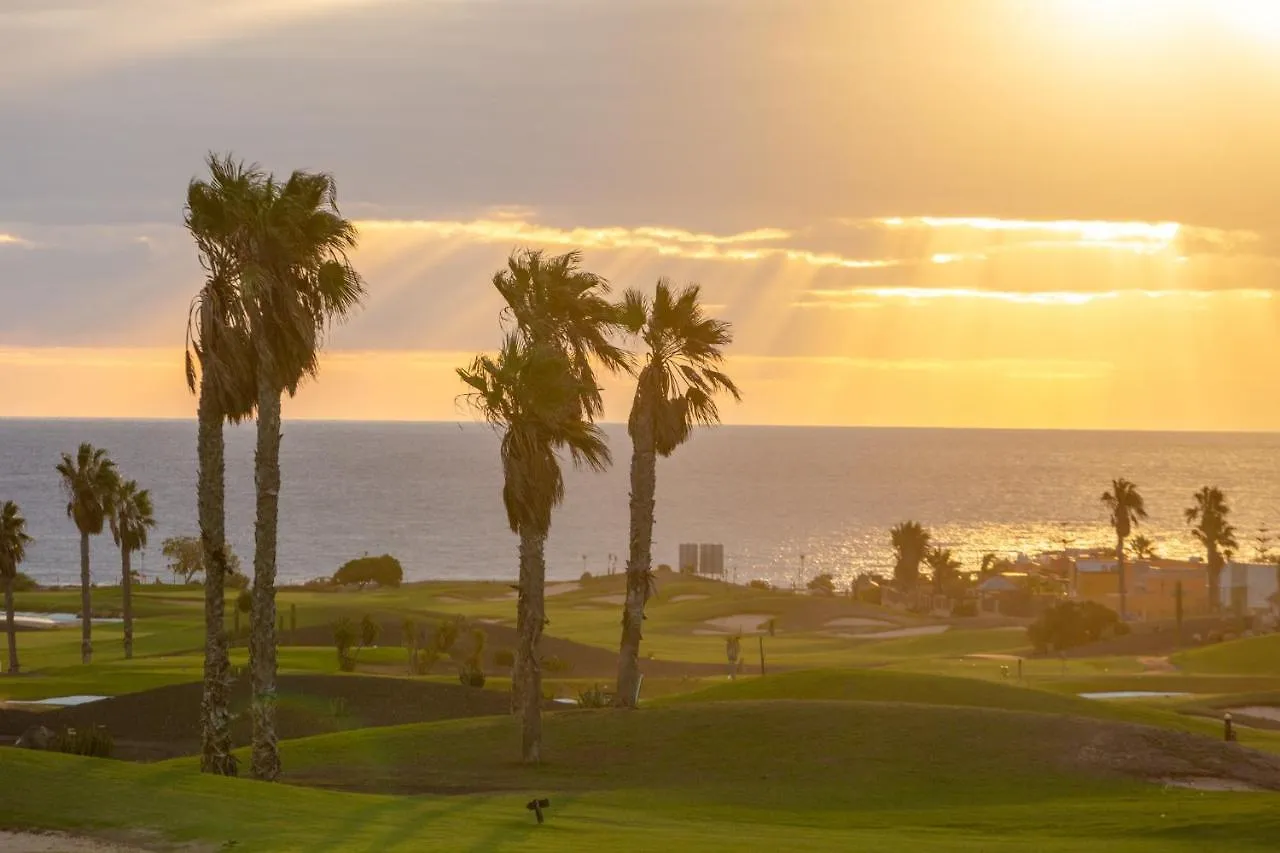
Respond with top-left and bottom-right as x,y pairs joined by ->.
1057,0 -> 1280,42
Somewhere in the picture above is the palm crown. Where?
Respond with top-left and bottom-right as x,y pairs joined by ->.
459,337 -> 611,535
56,443 -> 120,536
111,480 -> 157,555
1101,478 -> 1147,541
1186,486 -> 1237,555
621,279 -> 741,455
0,501 -> 33,579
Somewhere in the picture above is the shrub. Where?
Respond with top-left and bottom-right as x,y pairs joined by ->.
747,579 -> 772,590
333,618 -> 358,672
578,684 -> 610,708
12,571 -> 38,592
57,725 -> 113,758
580,571 -> 593,582
494,648 -> 515,668
807,573 -> 835,595
333,554 -> 403,588
359,614 -> 381,648
236,590 -> 253,614
412,647 -> 440,675
1027,601 -> 1120,654
951,600 -> 978,618
541,654 -> 572,674
458,666 -> 486,688
434,617 -> 462,656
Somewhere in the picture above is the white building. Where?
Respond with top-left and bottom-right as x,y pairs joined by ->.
1220,561 -> 1280,614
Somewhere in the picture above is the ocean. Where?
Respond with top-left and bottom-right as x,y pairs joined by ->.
3,419 -> 1280,588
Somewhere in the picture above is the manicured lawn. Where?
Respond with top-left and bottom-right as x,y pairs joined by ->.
1175,634 -> 1280,676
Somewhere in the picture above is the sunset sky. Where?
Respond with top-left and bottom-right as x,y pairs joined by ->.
3,0 -> 1280,429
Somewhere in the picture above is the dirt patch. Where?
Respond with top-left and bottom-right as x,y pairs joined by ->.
1073,723 -> 1280,790
694,614 -> 773,635
0,830 -> 196,852
0,674 -> 511,762
823,617 -> 893,629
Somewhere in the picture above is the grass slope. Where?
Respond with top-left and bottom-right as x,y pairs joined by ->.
1175,634 -> 1280,676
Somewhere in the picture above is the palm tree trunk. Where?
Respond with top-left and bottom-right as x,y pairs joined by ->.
249,375 -> 283,781
1116,536 -> 1126,620
616,397 -> 656,708
198,369 -> 237,776
80,531 -> 92,665
5,576 -> 18,674
1208,545 -> 1221,613
121,547 -> 133,660
515,527 -> 546,764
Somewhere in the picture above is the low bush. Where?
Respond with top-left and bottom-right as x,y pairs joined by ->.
236,590 -> 253,614
333,554 -> 404,588
577,684 -> 610,707
1027,600 -> 1120,654
580,571 -> 592,582
807,573 -> 836,595
747,579 -> 772,591
458,666 -> 486,688
12,571 -> 39,592
494,648 -> 515,668
333,618 -> 358,672
57,725 -> 113,758
542,654 -> 572,674
951,600 -> 978,618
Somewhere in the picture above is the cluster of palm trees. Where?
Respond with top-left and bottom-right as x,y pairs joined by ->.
183,154 -> 365,780
1,445 -> 156,676
885,479 -> 1243,620
459,252 -> 740,763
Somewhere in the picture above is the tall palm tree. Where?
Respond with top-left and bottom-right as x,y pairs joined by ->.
109,479 -> 156,660
890,522 -> 931,589
614,280 -> 740,708
1186,486 -> 1238,613
231,168 -> 365,781
925,547 -> 962,595
185,153 -> 261,776
1101,478 -> 1147,619
490,249 -> 626,722
459,336 -> 610,763
0,501 -> 34,675
56,443 -> 119,665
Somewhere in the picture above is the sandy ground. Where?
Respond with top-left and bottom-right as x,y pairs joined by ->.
433,595 -> 466,603
0,831 -> 153,852
669,595 -> 708,603
1138,656 -> 1178,673
823,617 -> 893,629
965,653 -> 1023,662
848,625 -> 950,640
488,581 -> 581,601
1158,776 -> 1265,792
590,595 -> 627,605
693,614 -> 773,634
1229,706 -> 1280,724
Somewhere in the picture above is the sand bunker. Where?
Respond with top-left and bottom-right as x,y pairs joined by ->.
5,695 -> 108,707
694,614 -> 773,635
590,595 -> 627,605
823,617 -> 893,629
669,594 -> 708,603
848,625 -> 950,640
1229,706 -> 1280,724
1159,776 -> 1265,792
965,653 -> 1023,662
434,595 -> 467,603
0,832 -> 153,853
487,581 -> 581,601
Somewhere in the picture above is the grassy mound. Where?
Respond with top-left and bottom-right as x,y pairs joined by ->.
1175,634 -> 1280,676
202,699 -> 1280,803
0,674 -> 510,760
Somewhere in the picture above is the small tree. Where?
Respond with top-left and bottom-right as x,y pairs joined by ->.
460,627 -> 487,687
161,535 -> 242,584
402,618 -> 417,675
333,618 -> 357,672
806,573 -> 835,596
353,614 -> 381,665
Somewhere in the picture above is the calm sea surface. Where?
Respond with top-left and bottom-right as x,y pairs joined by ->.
3,420 -> 1280,588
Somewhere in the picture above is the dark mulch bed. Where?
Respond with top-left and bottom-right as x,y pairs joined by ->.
286,616 -> 727,678
0,674 -> 511,761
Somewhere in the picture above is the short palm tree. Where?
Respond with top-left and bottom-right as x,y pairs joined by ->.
1,501 -> 34,674
1186,486 -> 1238,612
56,443 -> 119,664
109,479 -> 156,660
460,336 -> 610,764
1101,478 -> 1147,619
925,547 -> 962,595
890,521 -> 931,589
614,280 -> 740,707
228,167 -> 365,781
185,152 -> 261,776
1128,534 -> 1157,562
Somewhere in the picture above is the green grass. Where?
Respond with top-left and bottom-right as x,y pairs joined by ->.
1175,634 -> 1280,676
9,704 -> 1280,851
